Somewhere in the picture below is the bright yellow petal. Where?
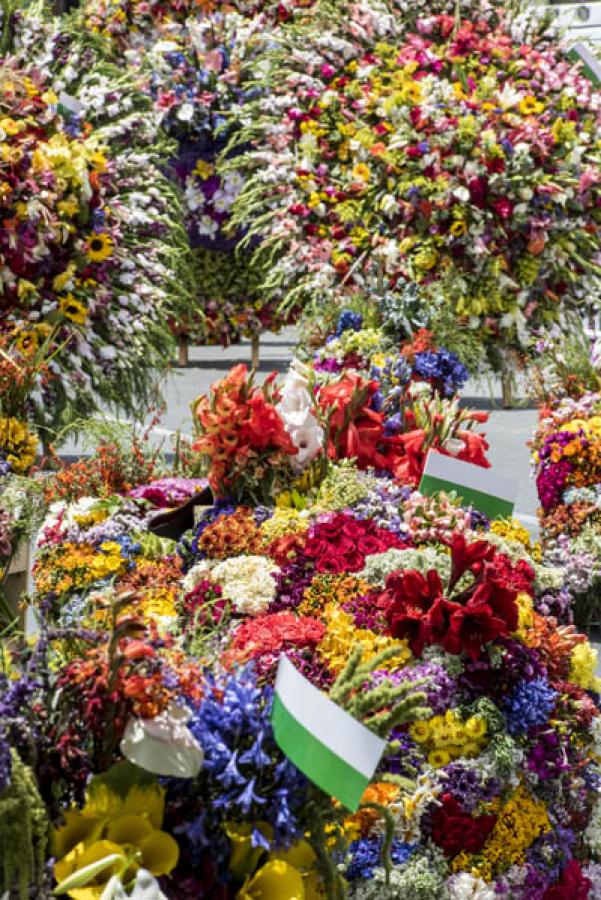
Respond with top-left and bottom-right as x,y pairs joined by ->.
237,860 -> 305,900
269,840 -> 316,871
304,873 -> 326,899
51,810 -> 104,860
225,822 -> 273,881
138,830 -> 180,876
54,840 -> 126,897
120,784 -> 165,829
106,815 -> 154,846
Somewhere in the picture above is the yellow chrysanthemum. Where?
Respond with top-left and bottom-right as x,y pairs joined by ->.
519,95 -> 545,116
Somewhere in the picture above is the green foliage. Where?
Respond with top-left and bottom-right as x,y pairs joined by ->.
0,751 -> 48,900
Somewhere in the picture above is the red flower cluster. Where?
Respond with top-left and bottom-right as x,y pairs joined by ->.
318,374 -> 404,475
193,364 -> 297,499
381,536 -> 532,659
305,513 -> 406,574
430,793 -> 497,858
543,861 -> 591,900
229,611 -> 325,660
181,578 -> 226,628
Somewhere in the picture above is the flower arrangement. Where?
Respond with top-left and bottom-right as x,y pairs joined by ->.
3,415 -> 599,898
531,332 -> 601,628
2,14 -> 194,432
226,3 -> 600,368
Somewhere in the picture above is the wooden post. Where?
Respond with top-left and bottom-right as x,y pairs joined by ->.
177,339 -> 189,367
501,369 -> 515,409
251,334 -> 260,371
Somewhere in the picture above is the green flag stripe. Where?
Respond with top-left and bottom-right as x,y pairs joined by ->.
271,693 -> 368,812
419,474 -> 514,519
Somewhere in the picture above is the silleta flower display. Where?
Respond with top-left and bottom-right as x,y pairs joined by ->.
226,2 -> 600,367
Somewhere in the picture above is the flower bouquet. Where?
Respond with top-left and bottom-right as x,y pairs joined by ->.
226,2 -> 600,369
2,409 -> 599,897
531,330 -> 601,628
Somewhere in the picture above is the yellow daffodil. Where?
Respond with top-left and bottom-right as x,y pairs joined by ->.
0,117 -> 24,135
53,782 -> 179,900
86,232 -> 113,262
59,295 -> 88,326
237,860 -> 305,900
226,822 -> 274,881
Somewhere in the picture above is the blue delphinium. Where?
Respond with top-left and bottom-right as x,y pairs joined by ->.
187,667 -> 307,847
503,677 -> 558,735
345,836 -> 415,880
336,309 -> 363,336
413,348 -> 469,397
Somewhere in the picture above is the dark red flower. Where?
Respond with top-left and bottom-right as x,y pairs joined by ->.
430,794 -> 497,857
542,860 -> 591,900
468,176 -> 488,208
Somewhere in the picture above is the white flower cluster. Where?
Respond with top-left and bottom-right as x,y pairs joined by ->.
186,555 -> 281,616
276,360 -> 324,474
446,873 -> 496,900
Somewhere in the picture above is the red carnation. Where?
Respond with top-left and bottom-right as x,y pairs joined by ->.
430,794 -> 497,857
543,860 -> 591,900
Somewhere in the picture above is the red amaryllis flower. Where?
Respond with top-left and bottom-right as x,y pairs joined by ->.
430,794 -> 497,857
383,537 -> 520,659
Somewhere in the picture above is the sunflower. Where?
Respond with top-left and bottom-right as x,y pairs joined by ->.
59,295 -> 88,326
86,232 -> 113,262
0,416 -> 38,474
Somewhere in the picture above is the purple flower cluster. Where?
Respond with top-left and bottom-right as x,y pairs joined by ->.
441,762 -> 501,813
129,478 -> 208,508
335,309 -> 363,336
271,553 -> 315,612
345,836 -> 415,880
536,431 -> 579,511
527,729 -> 571,781
371,662 -> 458,715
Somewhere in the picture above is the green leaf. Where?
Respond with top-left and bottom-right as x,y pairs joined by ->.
53,855 -> 125,894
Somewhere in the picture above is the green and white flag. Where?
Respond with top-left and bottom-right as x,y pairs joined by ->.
568,42 -> 601,85
419,451 -> 517,520
271,656 -> 386,812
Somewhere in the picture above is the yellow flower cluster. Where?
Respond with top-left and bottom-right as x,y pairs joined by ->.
515,592 -> 535,638
35,541 -> 126,595
452,787 -> 550,881
570,641 -> 601,693
490,518 -> 542,561
409,710 -> 488,768
317,604 -> 411,675
259,508 -> 309,544
0,416 -> 38,474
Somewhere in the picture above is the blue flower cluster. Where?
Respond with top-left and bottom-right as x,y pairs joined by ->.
413,349 -> 469,397
335,309 -> 363,336
187,668 -> 307,847
503,677 -> 558,735
345,836 -> 415,880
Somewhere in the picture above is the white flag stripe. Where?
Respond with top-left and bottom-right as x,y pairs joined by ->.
274,656 -> 386,779
423,452 -> 518,503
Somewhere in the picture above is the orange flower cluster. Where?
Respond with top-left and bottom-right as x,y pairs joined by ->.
197,507 -> 266,559
298,574 -> 372,617
192,364 -> 297,501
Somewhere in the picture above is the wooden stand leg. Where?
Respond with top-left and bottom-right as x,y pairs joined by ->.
501,369 -> 515,409
251,335 -> 260,371
177,340 -> 189,367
